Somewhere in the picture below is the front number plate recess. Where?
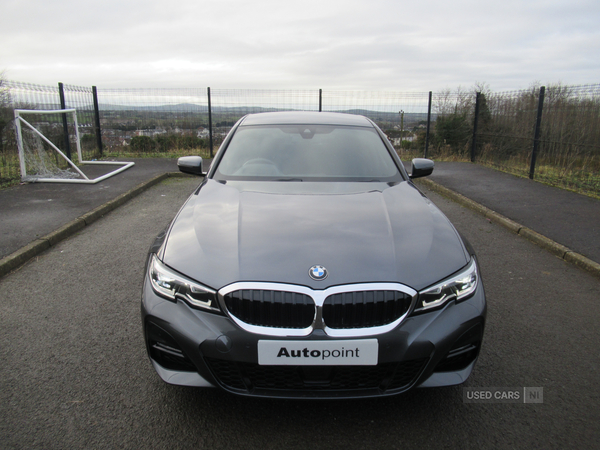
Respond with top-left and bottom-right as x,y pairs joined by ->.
258,339 -> 378,366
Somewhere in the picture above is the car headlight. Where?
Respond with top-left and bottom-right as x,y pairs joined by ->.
414,258 -> 478,313
149,254 -> 220,313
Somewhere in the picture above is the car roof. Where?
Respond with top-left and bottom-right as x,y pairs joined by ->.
239,111 -> 374,127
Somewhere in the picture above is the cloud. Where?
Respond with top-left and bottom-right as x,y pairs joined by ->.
1,0 -> 599,91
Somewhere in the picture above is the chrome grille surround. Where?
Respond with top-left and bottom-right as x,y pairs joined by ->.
218,282 -> 417,337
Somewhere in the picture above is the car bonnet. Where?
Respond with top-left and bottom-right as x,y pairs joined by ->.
162,179 -> 469,292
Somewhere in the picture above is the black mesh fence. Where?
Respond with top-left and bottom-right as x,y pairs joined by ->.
5,80 -> 61,109
1,80 -> 599,196
536,84 -> 600,194
322,91 -> 431,158
424,88 -> 476,160
473,89 -> 537,171
96,88 -> 210,156
472,84 -> 600,195
1,81 -> 61,183
209,89 -> 319,151
0,81 -> 102,184
62,84 -> 99,161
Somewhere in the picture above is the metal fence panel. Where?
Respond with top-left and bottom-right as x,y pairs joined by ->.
426,89 -> 476,159
323,91 -> 431,153
62,84 -> 99,161
473,88 -> 539,173
209,89 -> 320,150
2,81 -> 61,183
95,87 -> 210,155
471,84 -> 600,195
1,80 -> 599,196
536,84 -> 600,194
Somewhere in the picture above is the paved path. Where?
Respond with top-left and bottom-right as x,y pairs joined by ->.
0,158 -> 178,259
427,162 -> 600,265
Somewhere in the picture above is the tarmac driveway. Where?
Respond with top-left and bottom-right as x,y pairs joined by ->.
1,177 -> 599,449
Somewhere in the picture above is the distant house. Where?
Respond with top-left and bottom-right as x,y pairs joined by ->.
389,134 -> 415,146
197,128 -> 210,138
135,129 -> 166,137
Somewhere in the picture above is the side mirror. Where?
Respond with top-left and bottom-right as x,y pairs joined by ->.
178,156 -> 204,176
410,158 -> 434,179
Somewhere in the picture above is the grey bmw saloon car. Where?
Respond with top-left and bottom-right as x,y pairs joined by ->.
142,111 -> 486,398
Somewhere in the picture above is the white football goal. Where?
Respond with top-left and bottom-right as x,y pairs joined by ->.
14,108 -> 134,183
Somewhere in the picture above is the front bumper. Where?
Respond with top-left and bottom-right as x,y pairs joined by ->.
141,275 -> 486,399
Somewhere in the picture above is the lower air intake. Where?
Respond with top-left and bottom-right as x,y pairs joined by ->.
205,357 -> 428,395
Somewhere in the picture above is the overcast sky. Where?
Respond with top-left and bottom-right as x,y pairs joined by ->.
1,0 -> 599,92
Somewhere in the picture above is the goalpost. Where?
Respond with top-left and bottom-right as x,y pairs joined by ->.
14,108 -> 134,184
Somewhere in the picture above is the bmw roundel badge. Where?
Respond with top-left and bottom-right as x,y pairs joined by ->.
309,265 -> 328,280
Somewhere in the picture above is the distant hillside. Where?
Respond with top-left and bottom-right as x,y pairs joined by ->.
16,102 -> 435,123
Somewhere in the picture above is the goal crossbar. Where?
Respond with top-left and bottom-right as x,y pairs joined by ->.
14,108 -> 134,184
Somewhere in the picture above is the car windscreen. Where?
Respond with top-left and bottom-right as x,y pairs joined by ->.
213,124 -> 402,182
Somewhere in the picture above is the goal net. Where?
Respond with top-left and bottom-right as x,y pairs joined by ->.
14,109 -> 134,184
